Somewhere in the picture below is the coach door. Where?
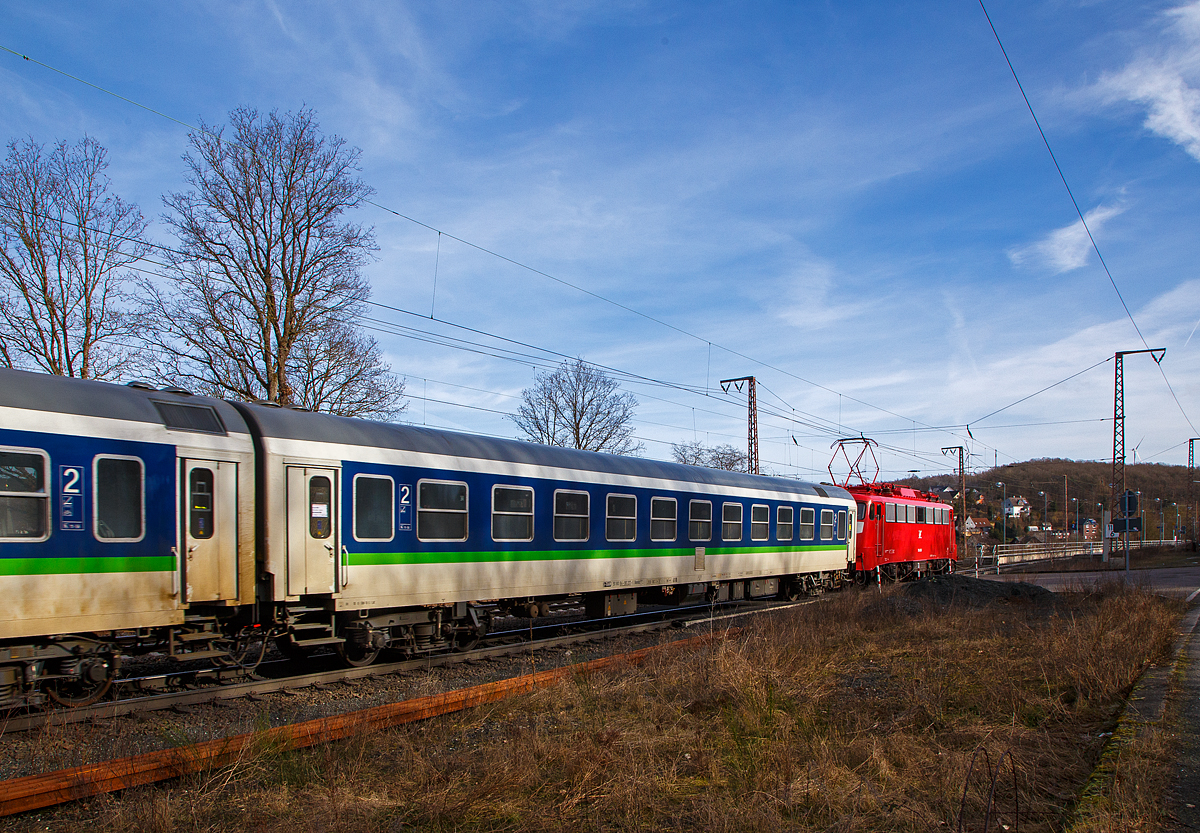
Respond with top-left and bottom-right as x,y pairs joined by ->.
182,459 -> 238,602
286,466 -> 339,596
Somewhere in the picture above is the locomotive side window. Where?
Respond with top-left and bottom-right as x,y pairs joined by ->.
689,500 -> 712,541
650,497 -> 677,541
916,506 -> 927,524
722,502 -> 742,541
750,504 -> 769,540
837,510 -> 848,539
907,504 -> 916,524
417,480 -> 468,541
819,509 -> 834,540
94,456 -> 144,541
554,490 -> 589,541
777,506 -> 793,541
799,507 -> 815,540
354,475 -> 394,542
0,447 -> 49,541
885,503 -> 896,523
189,468 -> 215,540
493,485 -> 534,542
857,503 -> 866,521
606,494 -> 637,541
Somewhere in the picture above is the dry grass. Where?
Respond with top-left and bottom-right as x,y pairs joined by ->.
6,580 -> 1184,833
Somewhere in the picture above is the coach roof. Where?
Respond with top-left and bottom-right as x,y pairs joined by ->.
0,368 -> 250,436
235,401 -> 850,500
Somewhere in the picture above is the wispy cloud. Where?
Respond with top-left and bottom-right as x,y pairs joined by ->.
1007,204 -> 1125,273
1101,1 -> 1200,160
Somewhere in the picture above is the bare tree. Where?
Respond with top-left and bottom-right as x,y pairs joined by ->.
0,137 -> 148,379
289,322 -> 406,420
511,358 -> 642,454
141,107 -> 403,419
672,440 -> 747,472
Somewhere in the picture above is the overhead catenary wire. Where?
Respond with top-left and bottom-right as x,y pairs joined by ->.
977,1 -> 1198,437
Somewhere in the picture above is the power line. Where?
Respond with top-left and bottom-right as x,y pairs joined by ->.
977,1 -> 1197,437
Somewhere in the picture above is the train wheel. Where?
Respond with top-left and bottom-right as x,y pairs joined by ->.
336,641 -> 381,668
46,653 -> 116,707
454,630 -> 481,652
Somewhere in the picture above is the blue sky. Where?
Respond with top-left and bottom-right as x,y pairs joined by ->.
3,1 -> 1200,481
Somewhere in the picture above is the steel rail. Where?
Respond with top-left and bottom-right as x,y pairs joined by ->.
0,631 -> 733,818
0,599 -> 800,735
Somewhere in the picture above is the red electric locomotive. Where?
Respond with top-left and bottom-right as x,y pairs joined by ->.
829,439 -> 957,581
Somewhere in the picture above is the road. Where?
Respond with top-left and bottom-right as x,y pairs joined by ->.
996,565 -> 1200,600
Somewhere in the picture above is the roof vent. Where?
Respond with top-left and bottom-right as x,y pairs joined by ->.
158,385 -> 192,396
252,399 -> 283,408
125,380 -> 155,390
813,486 -> 829,498
152,401 -> 226,435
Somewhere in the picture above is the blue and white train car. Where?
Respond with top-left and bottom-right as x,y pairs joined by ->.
239,405 -> 857,664
0,367 -> 857,702
0,369 -> 256,706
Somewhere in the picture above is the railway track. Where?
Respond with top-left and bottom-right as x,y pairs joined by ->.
0,598 -> 819,818
0,598 -> 806,735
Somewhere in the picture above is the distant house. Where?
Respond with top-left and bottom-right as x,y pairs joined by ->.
1082,518 -> 1099,541
965,517 -> 991,536
1003,497 -> 1031,519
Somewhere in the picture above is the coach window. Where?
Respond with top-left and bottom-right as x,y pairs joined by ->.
799,507 -> 815,540
689,500 -> 712,541
606,494 -> 637,541
777,506 -> 794,541
493,485 -> 534,542
189,468 -> 215,540
553,490 -> 589,541
819,509 -> 834,541
94,456 -> 144,542
750,504 -> 769,541
650,497 -> 677,541
354,475 -> 394,542
837,510 -> 848,540
0,447 -> 49,541
417,480 -> 468,541
722,502 -> 743,541
309,477 -> 333,539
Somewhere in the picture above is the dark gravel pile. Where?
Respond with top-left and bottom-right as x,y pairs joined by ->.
900,573 -> 1058,608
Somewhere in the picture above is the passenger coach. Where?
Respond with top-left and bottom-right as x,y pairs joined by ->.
0,368 -> 857,705
241,404 -> 858,664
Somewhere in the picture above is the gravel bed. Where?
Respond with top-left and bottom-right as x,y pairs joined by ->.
0,616 -> 705,782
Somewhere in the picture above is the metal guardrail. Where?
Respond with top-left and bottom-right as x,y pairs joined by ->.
960,538 -> 1188,575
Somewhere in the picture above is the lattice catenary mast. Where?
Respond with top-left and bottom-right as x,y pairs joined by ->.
720,376 -> 759,475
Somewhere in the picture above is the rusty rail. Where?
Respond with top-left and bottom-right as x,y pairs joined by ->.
0,633 -> 725,817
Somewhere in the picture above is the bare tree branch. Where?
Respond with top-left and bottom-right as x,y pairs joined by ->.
672,440 -> 747,472
140,107 -> 404,419
510,358 -> 642,455
0,137 -> 148,379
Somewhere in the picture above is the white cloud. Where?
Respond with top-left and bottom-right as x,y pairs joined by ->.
1007,204 -> 1125,273
1101,1 -> 1200,160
